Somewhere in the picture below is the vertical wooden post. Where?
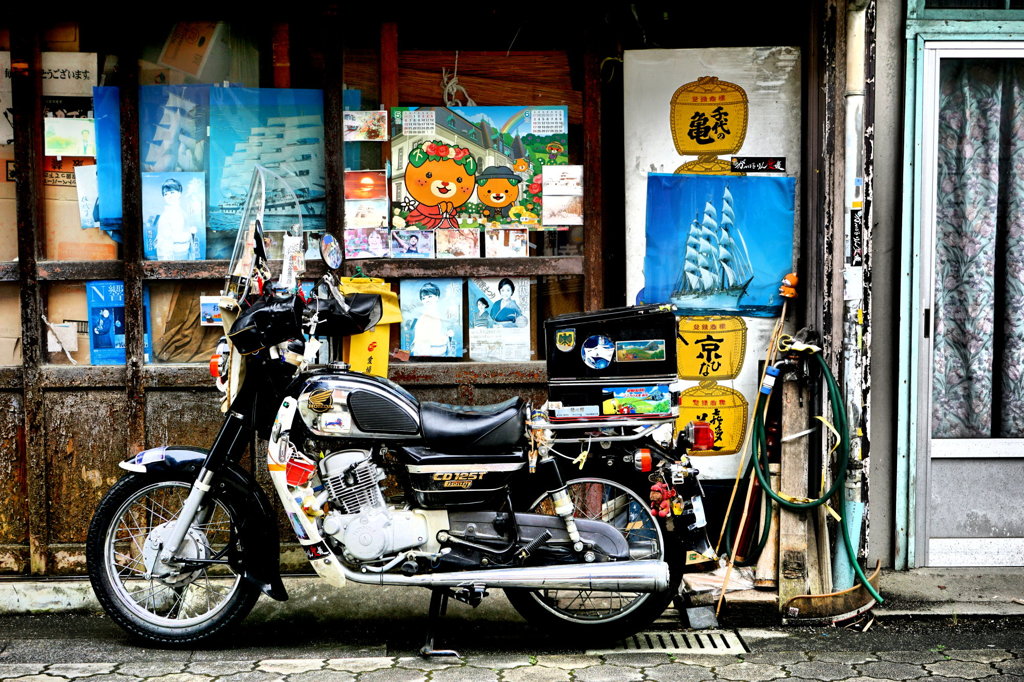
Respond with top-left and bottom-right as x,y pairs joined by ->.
323,13 -> 344,238
119,49 -> 145,456
12,22 -> 47,575
777,381 -> 818,609
271,24 -> 291,89
582,49 -> 604,311
379,22 -> 399,177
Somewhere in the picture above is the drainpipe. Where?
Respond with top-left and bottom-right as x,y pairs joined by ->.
834,0 -> 869,592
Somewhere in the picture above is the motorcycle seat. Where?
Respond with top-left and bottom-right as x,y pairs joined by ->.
419,397 -> 525,454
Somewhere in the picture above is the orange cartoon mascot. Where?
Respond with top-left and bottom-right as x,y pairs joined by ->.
403,140 -> 478,229
475,166 -> 521,219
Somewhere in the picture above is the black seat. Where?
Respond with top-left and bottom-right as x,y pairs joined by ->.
419,397 -> 525,453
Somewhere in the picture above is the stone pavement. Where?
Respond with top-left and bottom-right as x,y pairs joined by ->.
1,648 -> 1024,681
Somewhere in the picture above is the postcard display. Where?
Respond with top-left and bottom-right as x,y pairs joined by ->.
623,47 -> 802,479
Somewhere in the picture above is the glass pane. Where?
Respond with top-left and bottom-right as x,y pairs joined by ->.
0,284 -> 21,365
149,281 -> 222,364
931,58 -> 1024,438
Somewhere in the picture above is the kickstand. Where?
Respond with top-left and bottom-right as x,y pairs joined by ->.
420,588 -> 459,658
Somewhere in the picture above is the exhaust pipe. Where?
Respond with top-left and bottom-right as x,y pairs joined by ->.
341,559 -> 670,592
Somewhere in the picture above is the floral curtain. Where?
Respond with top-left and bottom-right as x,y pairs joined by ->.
932,59 -> 1024,438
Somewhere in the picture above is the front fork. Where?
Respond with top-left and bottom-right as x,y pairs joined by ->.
147,407 -> 253,575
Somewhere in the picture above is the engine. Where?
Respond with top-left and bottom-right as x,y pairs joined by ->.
317,450 -> 430,562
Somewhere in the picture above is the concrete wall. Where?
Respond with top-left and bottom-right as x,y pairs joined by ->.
866,0 -> 904,567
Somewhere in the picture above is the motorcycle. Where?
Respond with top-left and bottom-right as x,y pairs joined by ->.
86,182 -> 713,652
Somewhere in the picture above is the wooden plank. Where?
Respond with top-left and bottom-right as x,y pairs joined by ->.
323,14 -> 344,241
119,50 -> 145,457
0,368 -> 23,390
389,360 -> 546,386
778,381 -> 815,609
36,260 -> 125,280
341,255 -> 582,279
398,51 -> 574,89
379,22 -> 399,176
39,365 -> 128,388
272,24 -> 291,89
139,259 -> 326,280
394,70 -> 582,122
582,49 -> 603,310
11,23 -> 48,575
0,264 -> 19,282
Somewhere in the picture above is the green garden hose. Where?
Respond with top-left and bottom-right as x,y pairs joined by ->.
724,348 -> 884,602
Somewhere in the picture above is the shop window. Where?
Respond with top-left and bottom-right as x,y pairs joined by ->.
149,281 -> 221,364
0,284 -> 21,365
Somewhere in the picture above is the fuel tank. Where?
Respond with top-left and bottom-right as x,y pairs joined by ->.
296,369 -> 421,439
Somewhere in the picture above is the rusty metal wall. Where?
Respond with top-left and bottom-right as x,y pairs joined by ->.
0,369 -> 547,576
0,392 -> 28,573
42,390 -> 128,574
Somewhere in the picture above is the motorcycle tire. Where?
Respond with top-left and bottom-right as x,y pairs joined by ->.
505,477 -> 682,642
86,472 -> 261,646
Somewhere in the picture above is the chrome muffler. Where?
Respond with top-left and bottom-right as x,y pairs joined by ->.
341,559 -> 670,592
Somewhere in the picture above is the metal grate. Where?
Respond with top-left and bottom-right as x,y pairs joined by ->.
588,629 -> 747,656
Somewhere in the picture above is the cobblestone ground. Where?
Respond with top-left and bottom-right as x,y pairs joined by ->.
1,649 -> 1022,681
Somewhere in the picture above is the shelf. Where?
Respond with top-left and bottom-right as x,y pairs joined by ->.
341,256 -> 583,279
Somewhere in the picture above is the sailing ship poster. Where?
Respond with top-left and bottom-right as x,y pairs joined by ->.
208,88 -> 325,258
640,173 -> 795,317
139,85 -> 210,173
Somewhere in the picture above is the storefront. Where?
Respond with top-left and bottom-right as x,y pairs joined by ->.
0,3 -> 907,612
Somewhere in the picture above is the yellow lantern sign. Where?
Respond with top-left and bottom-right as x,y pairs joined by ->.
677,381 -> 748,456
677,316 -> 747,381
670,76 -> 749,174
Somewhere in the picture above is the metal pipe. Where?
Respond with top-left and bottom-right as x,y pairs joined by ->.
340,559 -> 671,592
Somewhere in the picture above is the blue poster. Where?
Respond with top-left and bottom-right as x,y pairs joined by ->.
141,172 -> 206,260
399,279 -> 464,358
92,86 -> 122,241
140,85 -> 210,173
639,173 -> 796,317
208,88 -> 325,259
87,281 -> 152,365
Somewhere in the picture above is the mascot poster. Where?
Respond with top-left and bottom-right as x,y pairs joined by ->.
389,106 -> 568,230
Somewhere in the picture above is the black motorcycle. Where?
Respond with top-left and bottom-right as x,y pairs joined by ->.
86,186 -> 712,652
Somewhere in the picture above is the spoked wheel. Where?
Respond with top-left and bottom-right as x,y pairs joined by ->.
505,477 -> 680,641
86,473 -> 260,645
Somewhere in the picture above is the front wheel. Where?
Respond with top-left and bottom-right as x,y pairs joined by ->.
505,477 -> 681,642
86,473 -> 261,645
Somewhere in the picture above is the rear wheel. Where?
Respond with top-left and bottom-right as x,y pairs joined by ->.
505,477 -> 681,641
86,473 -> 260,645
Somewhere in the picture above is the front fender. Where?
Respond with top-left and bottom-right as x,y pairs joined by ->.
120,446 -> 287,601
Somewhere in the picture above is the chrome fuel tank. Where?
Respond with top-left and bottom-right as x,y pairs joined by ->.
296,370 -> 420,439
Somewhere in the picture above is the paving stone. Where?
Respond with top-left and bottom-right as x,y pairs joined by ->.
116,663 -> 191,678
876,650 -> 943,665
2,676 -> 71,682
287,671 -> 355,682
533,654 -> 600,670
810,652 -> 878,664
741,651 -> 809,665
394,656 -> 461,672
145,675 -> 214,682
597,652 -> 672,667
461,655 -> 530,670
571,663 -> 644,682
856,661 -> 929,679
256,659 -> 324,675
643,663 -> 717,682
500,666 -> 570,682
948,649 -> 1014,663
75,676 -> 140,682
217,672 -> 283,682
785,661 -> 859,681
714,661 -> 785,681
430,667 -> 498,682
1000,660 -> 1024,675
0,666 -> 45,679
186,662 -> 254,676
326,657 -> 395,673
357,668 -> 427,682
925,659 -> 999,678
839,678 -> 901,682
44,663 -> 117,678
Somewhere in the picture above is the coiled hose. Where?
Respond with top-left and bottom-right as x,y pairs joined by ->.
726,351 -> 883,604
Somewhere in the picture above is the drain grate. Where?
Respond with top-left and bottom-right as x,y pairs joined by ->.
588,629 -> 747,656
